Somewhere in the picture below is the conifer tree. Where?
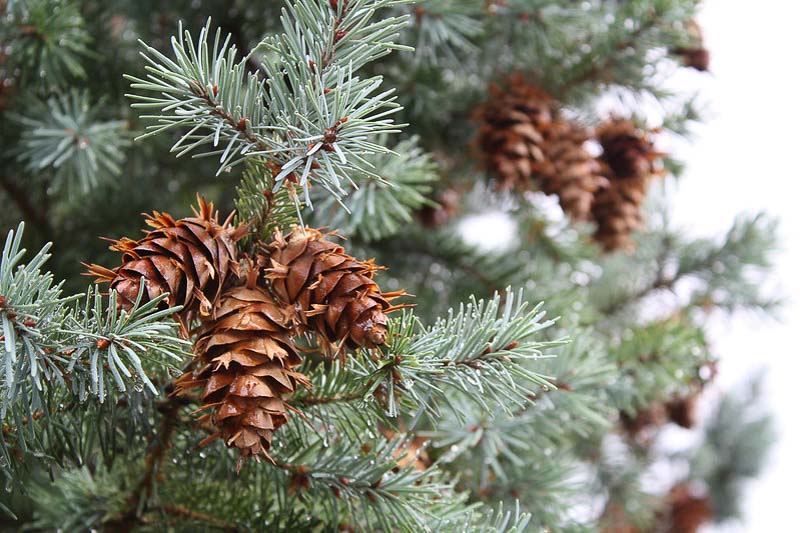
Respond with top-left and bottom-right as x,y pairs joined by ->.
0,0 -> 776,531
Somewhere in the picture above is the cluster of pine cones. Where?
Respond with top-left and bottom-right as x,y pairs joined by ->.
87,198 -> 404,464
475,76 -> 663,251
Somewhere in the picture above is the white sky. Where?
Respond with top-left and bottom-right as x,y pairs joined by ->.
674,1 -> 800,530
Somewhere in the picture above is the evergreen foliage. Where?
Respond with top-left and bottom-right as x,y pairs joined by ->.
13,90 -> 130,195
0,0 -> 777,530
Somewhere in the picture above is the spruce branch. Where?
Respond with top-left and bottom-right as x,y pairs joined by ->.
28,467 -> 129,531
287,289 -> 560,449
440,334 -> 615,463
12,90 -> 131,196
234,159 -> 299,251
126,20 -> 269,171
56,287 -> 189,403
159,504 -> 240,531
127,2 -> 413,212
373,228 -> 527,298
556,0 -> 697,98
399,0 -> 484,64
1,223 -> 80,418
108,393 -> 187,531
609,316 -> 709,415
1,0 -> 93,88
688,377 -> 775,522
0,224 -> 189,474
165,425 -> 473,532
271,435 -> 459,530
309,135 -> 438,241
431,501 -> 532,533
365,289 -> 559,419
598,214 -> 779,316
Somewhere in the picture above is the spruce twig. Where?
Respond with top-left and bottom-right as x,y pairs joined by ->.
110,392 -> 186,532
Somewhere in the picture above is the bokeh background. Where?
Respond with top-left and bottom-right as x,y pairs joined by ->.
672,1 -> 799,529
462,1 -> 800,529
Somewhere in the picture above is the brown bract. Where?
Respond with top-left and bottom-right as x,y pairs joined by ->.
174,265 -> 309,465
85,195 -> 246,332
260,226 -> 407,356
667,483 -> 714,533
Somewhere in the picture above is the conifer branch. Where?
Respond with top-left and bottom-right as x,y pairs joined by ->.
110,393 -> 189,531
160,504 -> 240,531
1,0 -> 92,88
599,215 -> 778,315
309,135 -> 438,241
363,290 -> 558,418
127,1 -> 413,210
0,225 -> 189,475
12,90 -> 131,196
293,390 -> 364,407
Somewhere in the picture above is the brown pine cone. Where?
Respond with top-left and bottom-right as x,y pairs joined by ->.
672,20 -> 710,72
474,76 -> 553,191
260,226 -> 406,355
597,119 -> 662,180
538,120 -> 609,220
592,119 -> 663,251
667,484 -> 713,533
174,265 -> 309,465
666,393 -> 699,429
86,196 -> 245,330
674,47 -> 710,71
620,403 -> 668,440
475,76 -> 608,220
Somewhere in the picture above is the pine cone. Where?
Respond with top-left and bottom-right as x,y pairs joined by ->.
261,227 -> 406,354
667,484 -> 713,533
86,196 -> 244,329
475,77 -> 608,220
674,47 -> 710,72
620,403 -> 667,440
591,119 -> 662,251
538,120 -> 609,220
598,119 -> 661,181
418,188 -> 461,228
174,265 -> 309,464
672,20 -> 710,72
474,76 -> 553,191
666,393 -> 699,429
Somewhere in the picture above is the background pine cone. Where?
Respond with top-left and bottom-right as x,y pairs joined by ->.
592,119 -> 663,251
475,76 -> 553,191
667,483 -> 714,533
475,77 -> 608,220
538,120 -> 609,220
